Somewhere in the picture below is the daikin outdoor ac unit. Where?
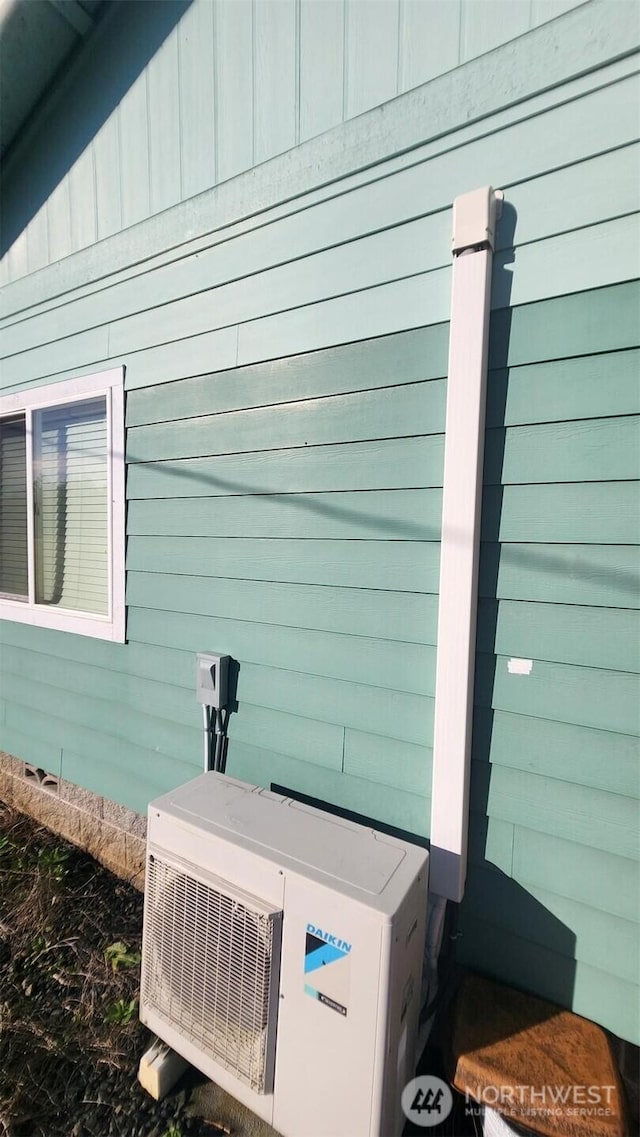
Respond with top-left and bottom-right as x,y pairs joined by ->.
140,772 -> 428,1137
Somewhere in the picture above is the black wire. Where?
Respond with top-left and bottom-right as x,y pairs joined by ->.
204,705 -> 213,772
213,707 -> 230,773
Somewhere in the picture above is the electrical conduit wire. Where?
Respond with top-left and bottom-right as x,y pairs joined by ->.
202,703 -> 213,772
214,708 -> 229,773
203,705 -> 230,773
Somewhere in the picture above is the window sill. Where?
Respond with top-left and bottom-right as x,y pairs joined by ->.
0,598 -> 125,643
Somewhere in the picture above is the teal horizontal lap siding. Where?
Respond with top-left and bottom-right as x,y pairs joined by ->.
6,217 -> 639,392
1,328 -> 442,835
227,739 -> 431,840
127,538 -> 440,594
471,761 -> 638,863
0,612 -> 435,694
126,572 -> 438,644
127,381 -> 638,475
462,275 -> 640,1043
126,440 -> 445,501
3,86 -> 636,338
477,601 -> 640,673
485,348 -> 640,428
463,865 -> 639,984
1,696 -> 200,815
235,272 -> 640,388
512,828 -> 640,925
0,677 -> 431,830
487,279 -> 640,370
1,638 -> 435,756
0,645 -> 431,796
125,327 -> 449,427
125,378 -> 447,463
482,482 -> 640,544
456,912 -> 639,1045
0,600 -> 438,704
1,204 -> 638,397
478,544 -> 639,608
486,416 -> 640,486
0,673 -> 199,780
127,608 -> 436,696
473,709 -> 639,798
127,487 -> 442,537
475,654 -> 640,738
108,219 -> 449,362
484,415 -> 640,485
122,319 -> 445,813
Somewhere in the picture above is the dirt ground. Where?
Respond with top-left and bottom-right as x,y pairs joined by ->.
0,800 -> 220,1137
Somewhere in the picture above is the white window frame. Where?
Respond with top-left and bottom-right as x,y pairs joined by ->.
0,367 -> 125,642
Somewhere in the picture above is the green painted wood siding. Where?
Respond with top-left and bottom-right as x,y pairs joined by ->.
457,271 -> 640,1043
0,324 -> 444,824
0,0 -> 590,285
0,5 -> 638,1045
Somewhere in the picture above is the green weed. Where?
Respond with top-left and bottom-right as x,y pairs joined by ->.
103,997 -> 138,1025
36,846 -> 69,881
104,941 -> 141,971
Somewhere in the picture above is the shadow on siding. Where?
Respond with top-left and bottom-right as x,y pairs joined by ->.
457,199 -> 576,1025
0,0 -> 192,255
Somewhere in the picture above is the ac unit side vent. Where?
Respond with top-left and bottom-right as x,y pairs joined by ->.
141,854 -> 282,1094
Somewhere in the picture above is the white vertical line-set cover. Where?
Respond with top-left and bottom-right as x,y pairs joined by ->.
429,187 -> 502,903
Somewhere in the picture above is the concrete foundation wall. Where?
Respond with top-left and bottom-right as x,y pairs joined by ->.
0,750 -> 146,888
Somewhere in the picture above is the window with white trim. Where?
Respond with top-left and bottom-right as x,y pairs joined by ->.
0,368 -> 125,642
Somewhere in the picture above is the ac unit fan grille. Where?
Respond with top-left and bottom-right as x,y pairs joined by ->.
142,854 -> 281,1094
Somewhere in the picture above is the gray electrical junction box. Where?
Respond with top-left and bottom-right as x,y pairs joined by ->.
196,653 -> 230,709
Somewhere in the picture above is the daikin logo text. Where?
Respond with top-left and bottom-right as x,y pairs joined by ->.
306,923 -> 352,953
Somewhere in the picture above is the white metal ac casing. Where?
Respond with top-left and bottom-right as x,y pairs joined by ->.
140,772 -> 428,1137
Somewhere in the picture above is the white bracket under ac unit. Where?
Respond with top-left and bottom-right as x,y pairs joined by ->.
139,772 -> 428,1137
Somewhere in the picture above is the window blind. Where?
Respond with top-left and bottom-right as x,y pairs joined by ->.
0,415 -> 28,599
33,397 -> 108,615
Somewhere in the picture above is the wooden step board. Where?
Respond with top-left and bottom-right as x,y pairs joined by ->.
449,973 -> 626,1137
